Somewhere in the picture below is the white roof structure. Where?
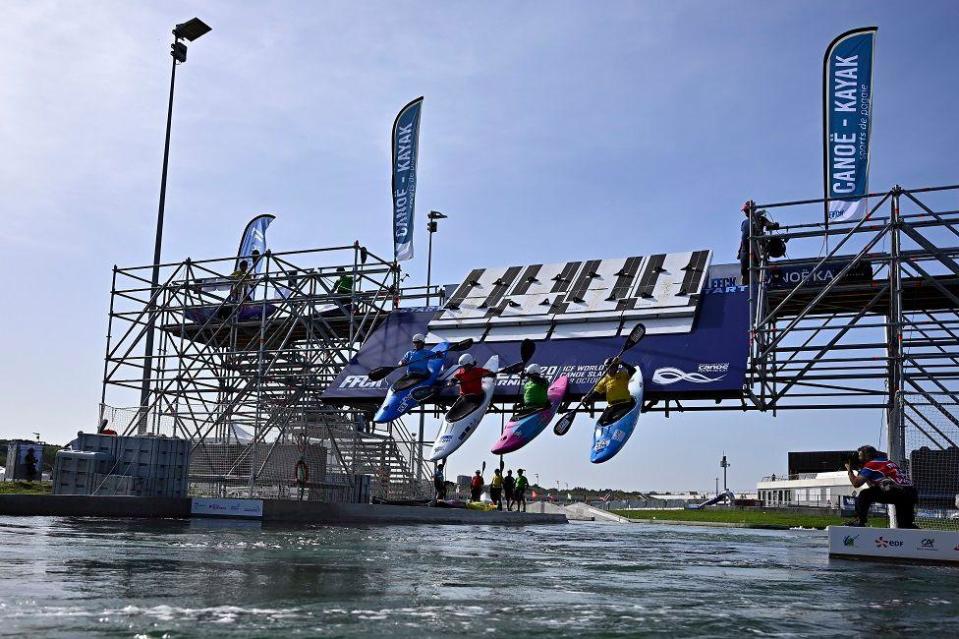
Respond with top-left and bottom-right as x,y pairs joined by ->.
429,251 -> 711,342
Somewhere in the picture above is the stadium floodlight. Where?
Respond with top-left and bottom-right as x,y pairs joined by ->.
174,18 -> 212,42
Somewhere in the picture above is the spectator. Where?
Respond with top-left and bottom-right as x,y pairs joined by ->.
333,266 -> 353,296
433,461 -> 447,501
490,468 -> 504,510
24,447 -> 39,481
470,470 -> 484,502
503,469 -> 516,511
229,260 -> 251,303
514,469 -> 529,512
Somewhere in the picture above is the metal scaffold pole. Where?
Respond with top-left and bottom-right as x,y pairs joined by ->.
886,187 -> 905,528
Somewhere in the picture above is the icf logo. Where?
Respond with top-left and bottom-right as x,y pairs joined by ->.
843,535 -> 858,547
875,536 -> 903,549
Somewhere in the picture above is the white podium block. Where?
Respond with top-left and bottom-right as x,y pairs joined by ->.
828,526 -> 959,563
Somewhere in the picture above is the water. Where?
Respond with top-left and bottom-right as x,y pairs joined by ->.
2,517 -> 958,638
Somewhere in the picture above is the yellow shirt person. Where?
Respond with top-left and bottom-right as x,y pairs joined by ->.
593,359 -> 637,404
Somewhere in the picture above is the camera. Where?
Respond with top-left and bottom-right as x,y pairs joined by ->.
754,210 -> 780,231
844,451 -> 861,470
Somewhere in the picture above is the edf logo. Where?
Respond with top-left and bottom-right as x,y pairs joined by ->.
875,536 -> 903,549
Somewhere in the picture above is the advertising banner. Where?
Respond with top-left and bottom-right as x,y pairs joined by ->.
235,214 -> 275,274
823,27 -> 877,222
191,498 -> 264,518
324,265 -> 749,402
828,526 -> 959,563
392,97 -> 423,262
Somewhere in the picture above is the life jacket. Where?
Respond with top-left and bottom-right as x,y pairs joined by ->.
595,370 -> 632,403
455,367 -> 492,396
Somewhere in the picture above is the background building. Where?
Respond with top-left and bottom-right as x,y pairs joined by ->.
757,450 -> 858,509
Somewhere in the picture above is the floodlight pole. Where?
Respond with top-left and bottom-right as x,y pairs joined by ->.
138,20 -> 208,434
720,454 -> 730,492
425,210 -> 447,306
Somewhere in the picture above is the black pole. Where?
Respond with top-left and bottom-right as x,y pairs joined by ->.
138,46 -> 178,433
426,226 -> 434,306
720,454 -> 729,492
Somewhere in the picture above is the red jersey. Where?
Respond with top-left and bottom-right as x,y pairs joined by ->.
859,456 -> 912,487
454,367 -> 492,395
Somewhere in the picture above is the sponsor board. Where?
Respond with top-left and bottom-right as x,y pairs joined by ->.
325,265 -> 748,402
828,526 -> 959,563
191,498 -> 264,519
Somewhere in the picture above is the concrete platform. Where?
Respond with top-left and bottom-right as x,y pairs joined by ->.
0,495 -> 567,526
828,526 -> 959,564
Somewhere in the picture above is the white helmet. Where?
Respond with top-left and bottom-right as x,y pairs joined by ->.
458,353 -> 476,367
525,363 -> 542,375
412,333 -> 426,344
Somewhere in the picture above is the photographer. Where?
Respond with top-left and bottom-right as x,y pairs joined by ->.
844,445 -> 918,528
738,200 -> 782,284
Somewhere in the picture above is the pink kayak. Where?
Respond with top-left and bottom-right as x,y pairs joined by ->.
491,376 -> 568,454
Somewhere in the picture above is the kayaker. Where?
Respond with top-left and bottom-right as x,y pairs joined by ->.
398,334 -> 432,380
585,357 -> 637,423
515,364 -> 550,413
503,469 -> 516,511
470,470 -> 484,502
449,354 -> 497,401
514,469 -> 529,512
433,460 -> 446,501
490,468 -> 504,510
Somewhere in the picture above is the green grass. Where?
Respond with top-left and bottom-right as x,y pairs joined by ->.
0,481 -> 52,495
611,508 -> 889,530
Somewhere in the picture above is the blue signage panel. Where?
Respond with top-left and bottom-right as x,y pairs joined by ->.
325,265 -> 749,402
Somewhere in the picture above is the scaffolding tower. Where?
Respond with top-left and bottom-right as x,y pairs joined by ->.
623,183 -> 959,435
745,183 -> 959,435
99,243 -> 435,501
743,183 -> 959,525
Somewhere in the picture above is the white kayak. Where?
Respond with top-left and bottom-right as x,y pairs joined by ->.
428,356 -> 499,461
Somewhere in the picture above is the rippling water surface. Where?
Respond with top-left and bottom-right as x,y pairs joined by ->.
2,516 -> 959,637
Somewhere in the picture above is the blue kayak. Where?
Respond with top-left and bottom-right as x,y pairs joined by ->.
373,342 -> 449,423
590,368 -> 644,463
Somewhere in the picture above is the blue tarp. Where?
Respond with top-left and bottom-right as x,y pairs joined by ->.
324,264 -> 749,403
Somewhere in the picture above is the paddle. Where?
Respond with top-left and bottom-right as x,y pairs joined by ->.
497,338 -> 536,376
553,323 -> 646,436
366,338 -> 474,381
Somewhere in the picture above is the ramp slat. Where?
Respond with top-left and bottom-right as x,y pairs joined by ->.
481,266 -> 522,314
679,250 -> 710,296
444,268 -> 485,310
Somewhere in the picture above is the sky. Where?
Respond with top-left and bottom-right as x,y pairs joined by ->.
2,1 -> 958,493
